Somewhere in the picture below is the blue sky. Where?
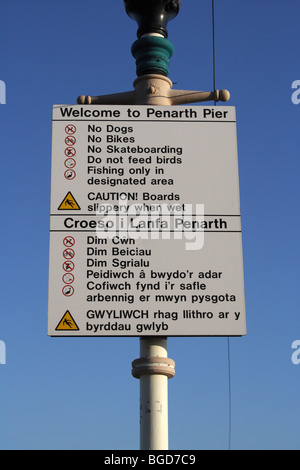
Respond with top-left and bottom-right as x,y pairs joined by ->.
0,0 -> 299,450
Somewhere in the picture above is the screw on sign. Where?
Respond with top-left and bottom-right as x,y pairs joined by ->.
65,124 -> 76,135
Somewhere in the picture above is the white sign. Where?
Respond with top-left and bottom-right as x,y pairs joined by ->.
48,105 -> 246,336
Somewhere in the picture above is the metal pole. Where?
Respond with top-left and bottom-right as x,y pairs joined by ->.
125,6 -> 180,448
130,68 -> 177,452
132,337 -> 175,450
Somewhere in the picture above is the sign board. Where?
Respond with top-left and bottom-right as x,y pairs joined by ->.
48,105 -> 246,336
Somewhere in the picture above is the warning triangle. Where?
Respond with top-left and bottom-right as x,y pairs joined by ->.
55,311 -> 80,331
58,192 -> 81,210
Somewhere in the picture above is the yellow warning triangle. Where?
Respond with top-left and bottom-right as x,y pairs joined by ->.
55,311 -> 80,331
58,192 -> 81,210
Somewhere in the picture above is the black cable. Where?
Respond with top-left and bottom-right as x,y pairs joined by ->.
227,337 -> 232,450
212,2 -> 233,449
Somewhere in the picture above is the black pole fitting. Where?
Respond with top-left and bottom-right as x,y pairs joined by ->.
124,0 -> 181,38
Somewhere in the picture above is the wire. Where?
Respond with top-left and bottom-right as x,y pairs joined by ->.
212,2 -> 233,449
212,0 -> 216,105
227,337 -> 232,450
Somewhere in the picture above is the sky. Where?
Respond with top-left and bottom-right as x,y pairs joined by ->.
0,0 -> 299,451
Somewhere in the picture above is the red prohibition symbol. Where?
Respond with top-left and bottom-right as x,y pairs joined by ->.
64,158 -> 76,169
63,248 -> 75,259
62,285 -> 74,297
63,261 -> 75,272
64,169 -> 76,180
62,273 -> 74,284
65,136 -> 76,146
63,236 -> 75,247
65,124 -> 76,135
65,147 -> 76,157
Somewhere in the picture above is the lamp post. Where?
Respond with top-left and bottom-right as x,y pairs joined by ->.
125,1 -> 179,451
78,1 -> 229,107
77,0 -> 230,450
